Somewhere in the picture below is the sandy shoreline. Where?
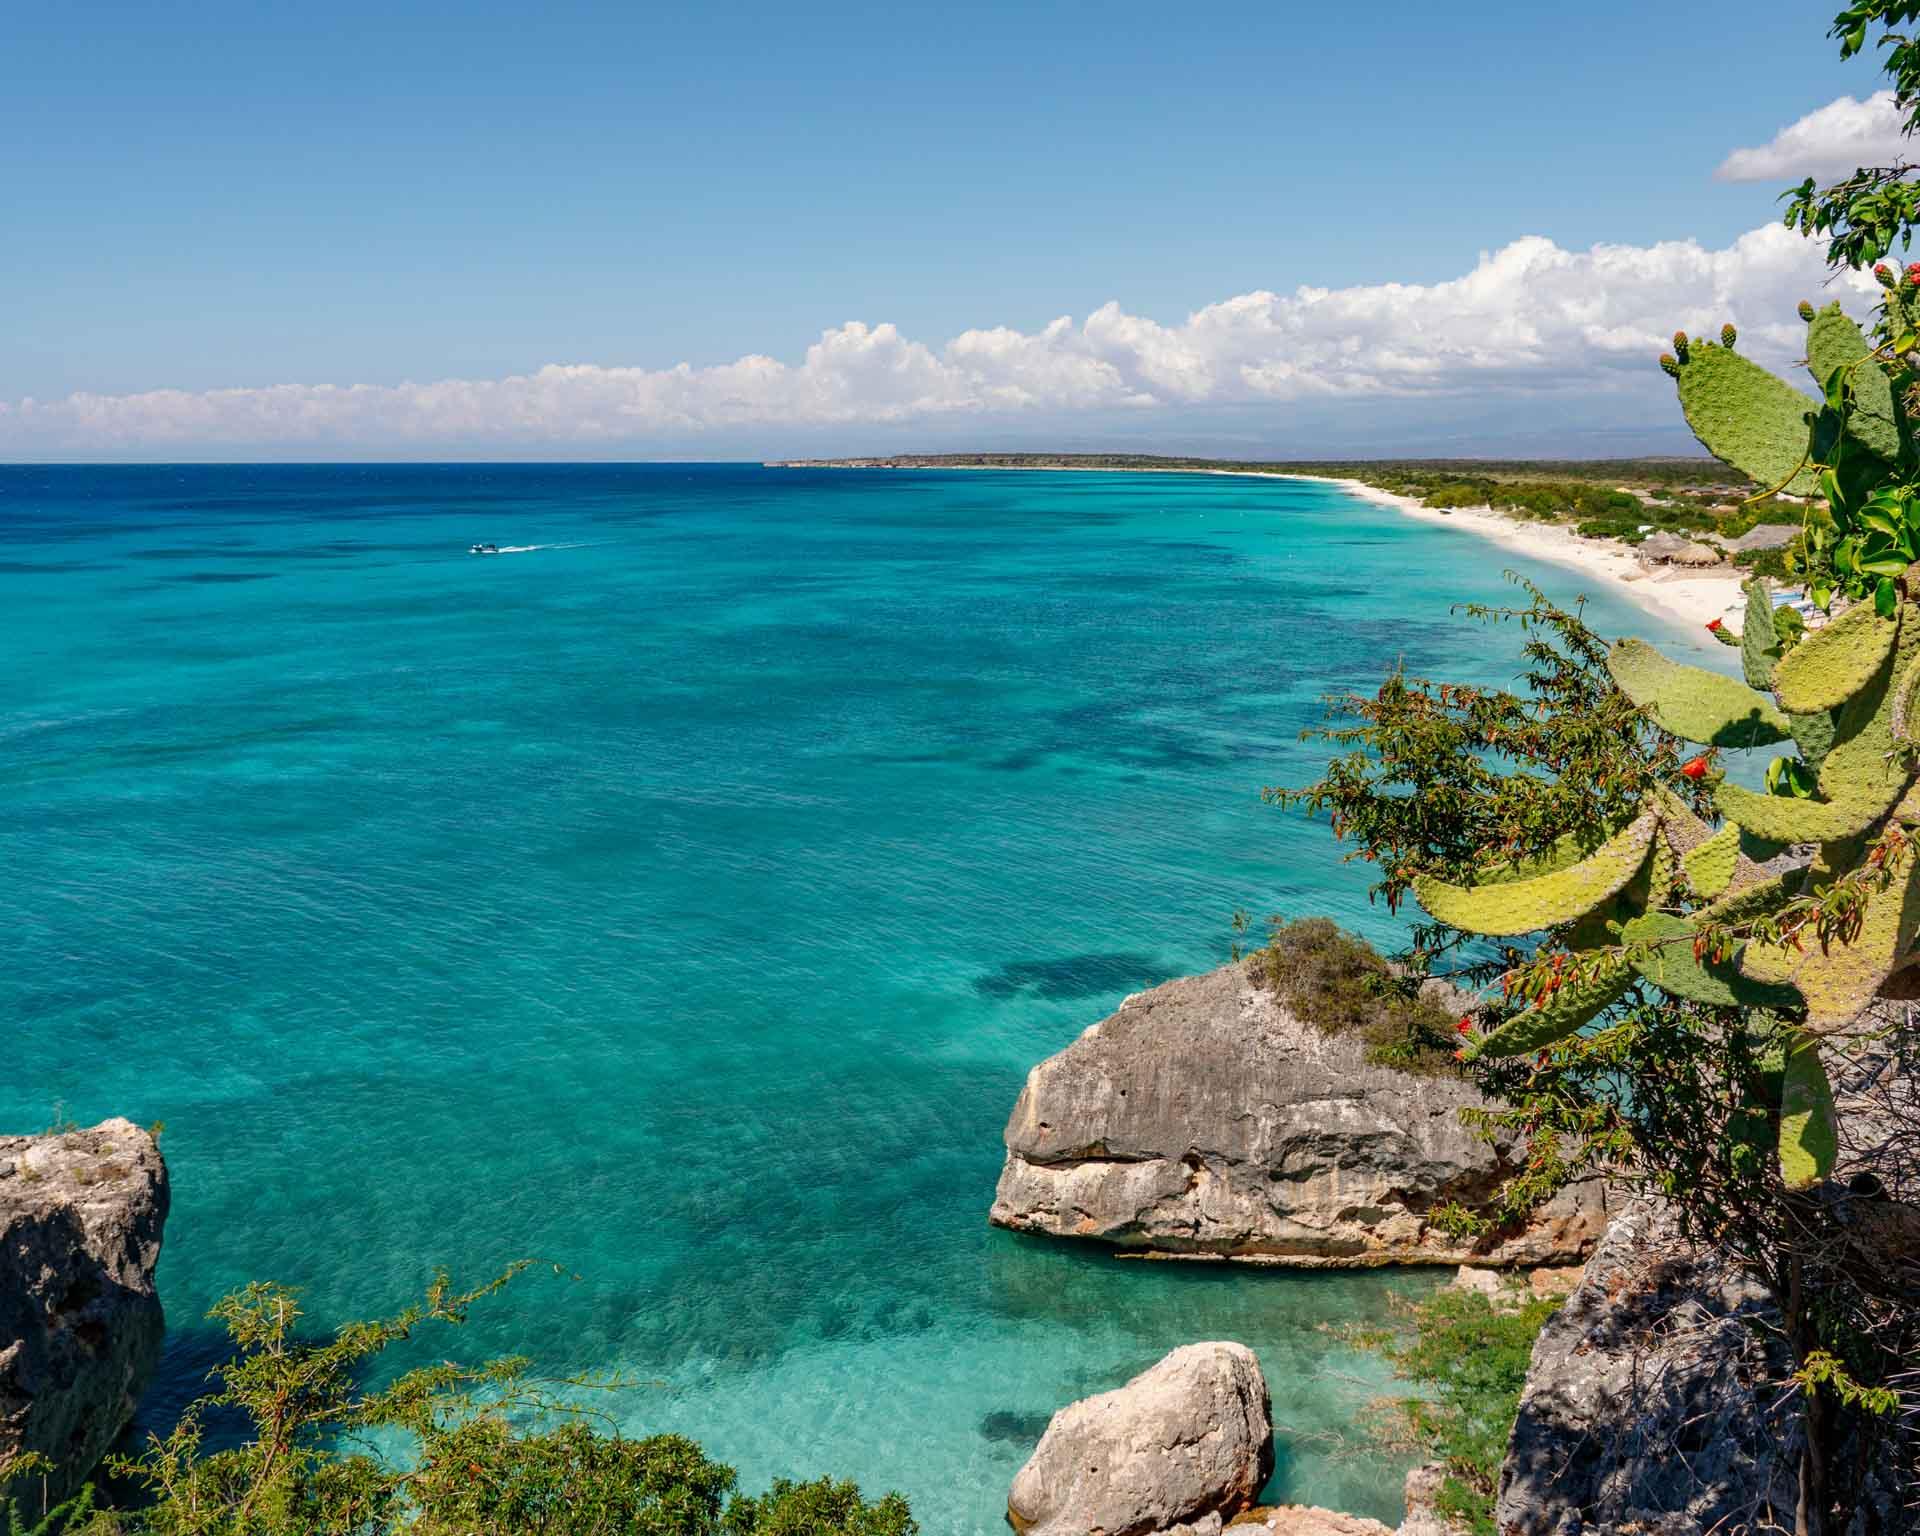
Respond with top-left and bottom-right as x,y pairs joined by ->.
785,461 -> 1750,633
1260,473 -> 1750,632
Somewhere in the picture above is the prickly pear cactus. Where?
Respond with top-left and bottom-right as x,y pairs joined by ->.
1669,340 -> 1819,494
1771,600 -> 1898,713
1680,821 -> 1742,898
1425,574 -> 1920,1192
1606,639 -> 1790,748
1779,1034 -> 1840,1190
1466,959 -> 1632,1060
1805,301 -> 1907,464
1412,814 -> 1657,936
1740,579 -> 1782,691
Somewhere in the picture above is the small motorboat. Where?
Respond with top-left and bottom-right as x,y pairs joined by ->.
469,542 -> 500,555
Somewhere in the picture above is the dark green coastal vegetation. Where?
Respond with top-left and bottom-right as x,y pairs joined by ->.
1350,1287 -> 1559,1536
1,1273 -> 914,1536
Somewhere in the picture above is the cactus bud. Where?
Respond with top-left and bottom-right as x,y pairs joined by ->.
1681,755 -> 1709,780
1658,352 -> 1680,377
1877,263 -> 1896,287
1799,300 -> 1816,321
1706,617 -> 1724,632
1721,322 -> 1737,349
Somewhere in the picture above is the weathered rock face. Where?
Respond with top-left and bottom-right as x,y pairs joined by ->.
1007,1341 -> 1272,1536
1495,1198 -> 1800,1535
990,962 -> 1607,1266
0,1119 -> 169,1504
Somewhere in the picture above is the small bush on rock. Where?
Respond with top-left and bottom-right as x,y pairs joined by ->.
1250,918 -> 1458,1074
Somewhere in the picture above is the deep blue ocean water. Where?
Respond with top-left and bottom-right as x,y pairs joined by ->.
0,464 -> 1733,1529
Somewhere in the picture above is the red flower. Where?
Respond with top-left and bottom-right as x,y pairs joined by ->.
1705,617 -> 1723,632
1681,756 -> 1709,780
1452,1048 -> 1467,1062
1456,1016 -> 1473,1036
1907,262 -> 1920,273
1877,263 -> 1891,276
1908,272 -> 1920,287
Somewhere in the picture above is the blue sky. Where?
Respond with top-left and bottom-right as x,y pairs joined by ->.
0,1 -> 1900,456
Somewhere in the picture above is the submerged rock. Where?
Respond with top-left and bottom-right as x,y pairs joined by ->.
989,961 -> 1606,1266
1007,1341 -> 1272,1536
0,1119 -> 169,1504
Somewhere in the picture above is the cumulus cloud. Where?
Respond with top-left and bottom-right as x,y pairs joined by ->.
1717,91 -> 1911,182
0,221 -> 1875,455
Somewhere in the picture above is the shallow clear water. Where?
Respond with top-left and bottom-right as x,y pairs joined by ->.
0,465 -> 1730,1528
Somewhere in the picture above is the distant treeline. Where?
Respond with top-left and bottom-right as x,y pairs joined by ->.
767,451 -> 1748,490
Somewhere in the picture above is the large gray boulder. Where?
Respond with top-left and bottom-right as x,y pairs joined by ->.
1008,1342 -> 1272,1536
0,1119 -> 169,1505
1496,1198 -> 1799,1535
990,962 -> 1607,1266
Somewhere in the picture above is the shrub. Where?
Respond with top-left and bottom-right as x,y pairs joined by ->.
0,1274 -> 914,1536
1352,1287 -> 1557,1536
1250,918 -> 1458,1073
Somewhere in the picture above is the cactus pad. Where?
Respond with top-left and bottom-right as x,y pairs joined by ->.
1715,782 -> 1885,843
1811,606 -> 1917,808
1621,912 -> 1799,1008
1771,600 -> 1898,715
1805,302 -> 1906,462
1470,825 -> 1615,885
1787,707 -> 1840,774
1701,869 -> 1797,927
1740,579 -> 1781,691
1680,822 -> 1742,898
1779,1035 -> 1840,1190
1742,854 -> 1920,1031
1466,958 -> 1632,1060
1671,341 -> 1818,494
1413,814 -> 1657,936
1606,639 -> 1790,747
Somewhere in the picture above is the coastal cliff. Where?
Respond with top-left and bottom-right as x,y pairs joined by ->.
0,1119 -> 169,1506
989,960 -> 1607,1266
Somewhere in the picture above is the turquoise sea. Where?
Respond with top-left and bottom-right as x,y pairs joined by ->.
0,465 -> 1732,1529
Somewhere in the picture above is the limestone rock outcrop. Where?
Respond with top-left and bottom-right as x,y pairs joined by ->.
1007,1341 -> 1272,1536
1250,1507 -> 1393,1535
1496,1198 -> 1800,1534
990,962 -> 1607,1266
0,1119 -> 169,1504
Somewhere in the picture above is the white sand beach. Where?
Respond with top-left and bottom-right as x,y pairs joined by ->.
1245,473 -> 1752,634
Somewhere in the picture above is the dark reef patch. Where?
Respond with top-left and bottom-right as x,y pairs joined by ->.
171,572 -> 279,584
978,1409 -> 1053,1444
974,953 -> 1169,1001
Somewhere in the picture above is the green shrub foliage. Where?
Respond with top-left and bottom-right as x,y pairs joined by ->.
0,1273 -> 915,1536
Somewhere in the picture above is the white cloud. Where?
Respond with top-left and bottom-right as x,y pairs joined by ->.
1717,91 -> 1911,182
0,221 -> 1876,455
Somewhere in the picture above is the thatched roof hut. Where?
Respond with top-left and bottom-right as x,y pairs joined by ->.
1638,532 -> 1724,568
